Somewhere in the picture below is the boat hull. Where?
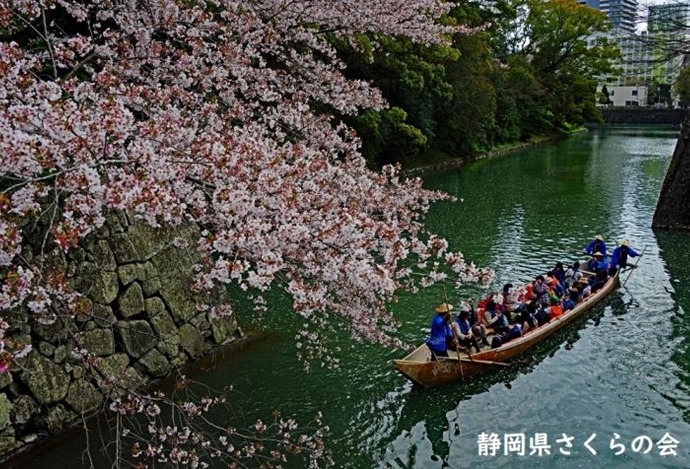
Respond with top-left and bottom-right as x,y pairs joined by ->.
394,269 -> 620,387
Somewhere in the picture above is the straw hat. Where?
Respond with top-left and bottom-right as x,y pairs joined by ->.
460,301 -> 472,313
435,303 -> 453,314
619,239 -> 630,247
595,234 -> 604,241
593,251 -> 604,257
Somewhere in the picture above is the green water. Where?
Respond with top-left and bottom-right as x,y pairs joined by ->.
13,127 -> 690,468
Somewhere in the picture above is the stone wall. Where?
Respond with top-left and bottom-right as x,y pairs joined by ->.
599,108 -> 689,126
0,212 -> 240,457
653,124 -> 690,230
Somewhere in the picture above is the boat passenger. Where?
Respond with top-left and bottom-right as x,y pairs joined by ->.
564,261 -> 583,287
589,270 -> 609,294
553,262 -> 567,284
545,271 -> 565,297
482,301 -> 510,335
520,304 -> 539,333
460,301 -> 490,347
452,309 -> 482,353
503,283 -> 522,312
582,283 -> 592,299
562,292 -> 576,312
425,303 -> 454,358
589,251 -> 609,276
609,239 -> 640,275
584,234 -> 608,258
533,275 -> 550,306
490,323 -> 522,349
533,301 -> 551,326
549,296 -> 564,318
524,282 -> 536,302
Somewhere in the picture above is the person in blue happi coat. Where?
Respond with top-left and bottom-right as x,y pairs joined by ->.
585,234 -> 608,271
425,303 -> 455,358
584,234 -> 608,258
609,239 -> 641,275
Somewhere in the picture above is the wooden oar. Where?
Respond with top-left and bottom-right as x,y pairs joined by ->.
458,358 -> 511,367
621,245 -> 647,288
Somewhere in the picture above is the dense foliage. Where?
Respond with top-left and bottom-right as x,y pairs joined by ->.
343,0 -> 619,167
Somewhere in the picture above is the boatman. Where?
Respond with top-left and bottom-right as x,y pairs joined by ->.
609,239 -> 640,275
584,234 -> 608,259
426,303 -> 455,359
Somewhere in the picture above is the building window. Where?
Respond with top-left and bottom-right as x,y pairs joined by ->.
632,90 -> 638,96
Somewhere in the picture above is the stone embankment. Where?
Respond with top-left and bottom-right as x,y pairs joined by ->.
0,212 -> 240,457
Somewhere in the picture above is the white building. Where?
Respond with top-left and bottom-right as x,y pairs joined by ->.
597,84 -> 649,106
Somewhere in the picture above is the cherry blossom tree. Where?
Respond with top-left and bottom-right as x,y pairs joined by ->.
1,0 -> 495,465
1,0 -> 491,367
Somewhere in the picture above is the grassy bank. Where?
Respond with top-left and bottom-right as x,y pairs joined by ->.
401,128 -> 586,177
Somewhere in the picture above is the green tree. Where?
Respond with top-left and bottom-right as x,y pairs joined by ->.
520,0 -> 619,126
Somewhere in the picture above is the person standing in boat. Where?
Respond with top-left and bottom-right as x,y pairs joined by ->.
609,239 -> 640,275
585,235 -> 607,272
584,234 -> 608,258
425,303 -> 455,358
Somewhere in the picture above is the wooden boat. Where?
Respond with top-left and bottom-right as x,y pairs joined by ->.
394,265 -> 621,388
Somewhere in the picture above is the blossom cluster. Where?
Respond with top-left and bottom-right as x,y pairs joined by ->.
0,0 -> 490,366
108,379 -> 331,468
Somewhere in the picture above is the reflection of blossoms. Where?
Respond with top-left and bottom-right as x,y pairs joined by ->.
108,376 -> 332,467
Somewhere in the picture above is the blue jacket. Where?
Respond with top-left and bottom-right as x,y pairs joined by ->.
585,239 -> 608,258
426,314 -> 452,353
456,317 -> 472,335
610,245 -> 639,269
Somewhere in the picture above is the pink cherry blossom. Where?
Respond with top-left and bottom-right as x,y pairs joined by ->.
0,0 -> 491,371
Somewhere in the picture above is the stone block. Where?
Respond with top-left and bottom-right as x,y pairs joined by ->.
210,314 -> 238,345
37,341 -> 55,357
92,240 -> 117,272
92,303 -> 116,328
138,349 -> 172,378
110,234 -> 141,264
41,404 -> 76,435
75,328 -> 115,356
144,297 -> 166,317
0,394 -> 10,431
65,379 -> 103,414
118,282 -> 144,318
179,324 -> 208,360
160,282 -> 196,324
19,352 -> 70,405
117,264 -> 138,286
117,320 -> 156,358
11,395 -> 39,426
89,270 -> 119,305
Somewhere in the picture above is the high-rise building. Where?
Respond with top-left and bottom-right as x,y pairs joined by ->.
599,0 -> 638,34
648,3 -> 690,33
